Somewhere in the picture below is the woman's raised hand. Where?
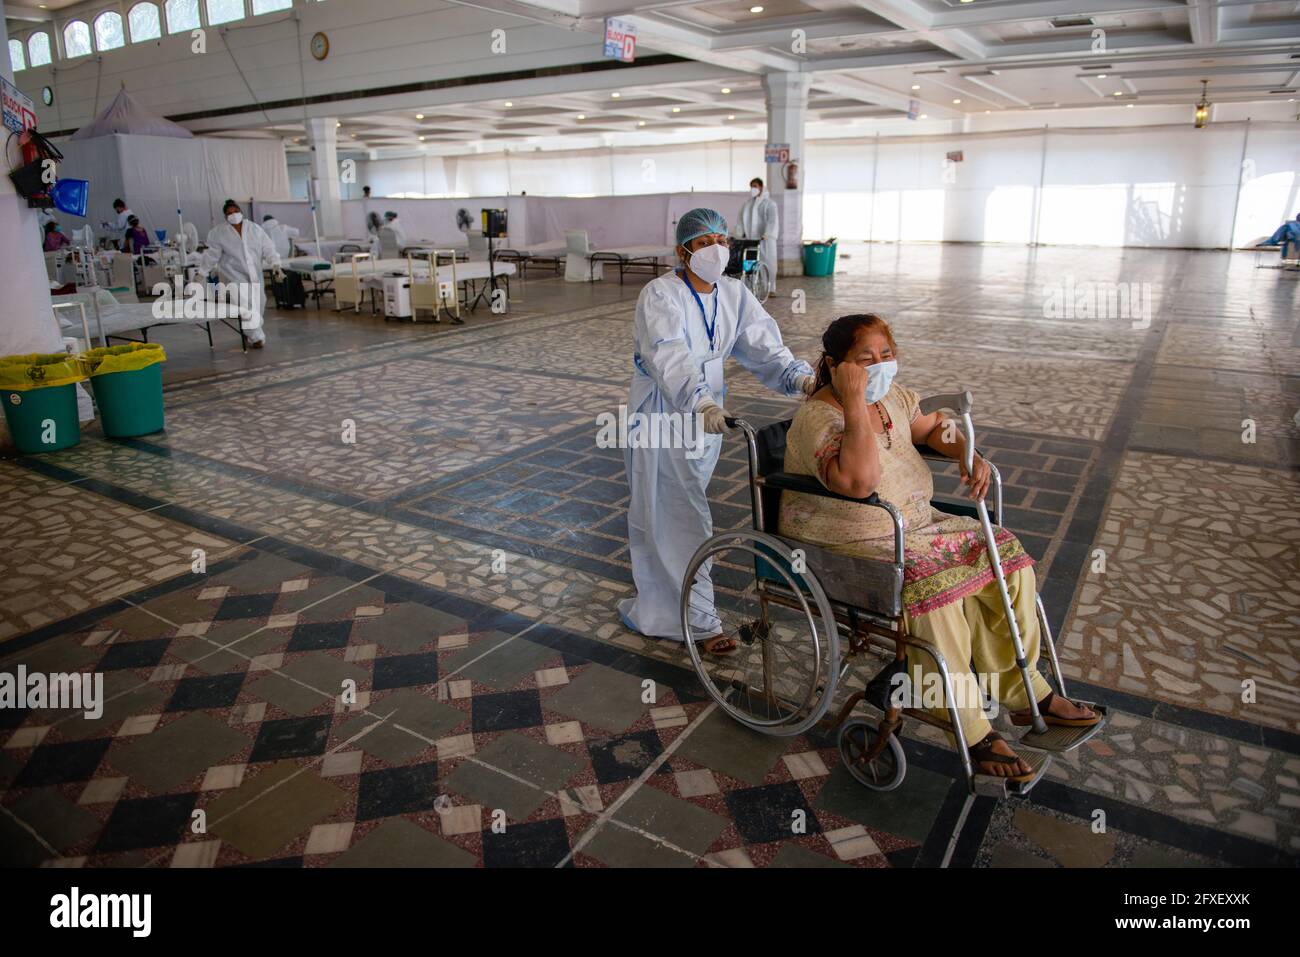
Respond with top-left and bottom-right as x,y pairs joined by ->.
831,360 -> 868,407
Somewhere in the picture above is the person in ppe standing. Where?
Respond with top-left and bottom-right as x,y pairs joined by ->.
383,211 -> 407,250
261,214 -> 301,260
201,199 -> 284,350
619,207 -> 815,652
733,177 -> 779,295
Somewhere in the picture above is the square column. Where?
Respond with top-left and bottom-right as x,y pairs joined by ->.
305,117 -> 343,237
763,72 -> 812,279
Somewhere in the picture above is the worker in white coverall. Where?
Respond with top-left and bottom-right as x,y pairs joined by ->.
732,177 -> 779,295
261,215 -> 301,260
201,199 -> 283,349
619,207 -> 815,651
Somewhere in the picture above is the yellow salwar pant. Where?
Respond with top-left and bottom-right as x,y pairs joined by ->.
902,565 -> 1051,745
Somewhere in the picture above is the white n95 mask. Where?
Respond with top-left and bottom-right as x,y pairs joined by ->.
226,212 -> 243,226
864,360 -> 898,404
750,187 -> 760,197
686,243 -> 729,285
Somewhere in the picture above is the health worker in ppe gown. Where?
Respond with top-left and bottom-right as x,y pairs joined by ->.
619,207 -> 815,653
201,199 -> 284,349
733,177 -> 779,295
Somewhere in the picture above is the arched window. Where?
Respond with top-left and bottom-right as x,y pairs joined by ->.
63,20 -> 93,58
206,0 -> 245,25
164,0 -> 201,34
128,3 -> 163,42
27,32 -> 52,67
95,11 -> 126,51
9,38 -> 26,71
252,0 -> 292,13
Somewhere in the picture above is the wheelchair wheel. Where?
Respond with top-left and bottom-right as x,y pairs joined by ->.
837,719 -> 906,791
681,529 -> 839,737
744,262 -> 772,304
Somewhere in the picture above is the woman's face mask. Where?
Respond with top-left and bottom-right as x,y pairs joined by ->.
750,186 -> 760,197
682,240 -> 729,285
863,360 -> 898,403
226,212 -> 243,226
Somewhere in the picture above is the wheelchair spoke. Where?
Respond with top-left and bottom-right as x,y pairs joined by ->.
681,534 -> 838,735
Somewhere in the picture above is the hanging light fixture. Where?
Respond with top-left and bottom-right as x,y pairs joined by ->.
1194,79 -> 1210,129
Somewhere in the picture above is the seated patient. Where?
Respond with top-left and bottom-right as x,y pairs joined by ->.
778,314 -> 1098,781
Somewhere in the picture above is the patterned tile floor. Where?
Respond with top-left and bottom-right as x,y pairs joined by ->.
1,244 -> 1296,868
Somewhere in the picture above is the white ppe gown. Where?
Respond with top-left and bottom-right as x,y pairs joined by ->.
200,221 -> 282,344
262,219 -> 301,260
619,270 -> 812,641
735,193 -> 779,291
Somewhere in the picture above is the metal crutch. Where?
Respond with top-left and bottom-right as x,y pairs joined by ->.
952,389 -> 1049,737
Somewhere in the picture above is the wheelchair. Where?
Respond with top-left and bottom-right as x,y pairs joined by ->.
679,390 -> 1106,798
725,238 -> 771,305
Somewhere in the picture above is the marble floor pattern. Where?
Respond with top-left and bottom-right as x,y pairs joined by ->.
1,243 -> 1296,868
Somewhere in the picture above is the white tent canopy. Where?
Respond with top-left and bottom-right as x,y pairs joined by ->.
55,87 -> 291,239
69,87 -> 194,141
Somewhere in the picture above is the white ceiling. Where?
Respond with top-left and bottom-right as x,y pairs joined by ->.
273,0 -> 1300,155
17,0 -> 1296,152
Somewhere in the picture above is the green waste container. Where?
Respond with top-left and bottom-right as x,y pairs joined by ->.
83,343 -> 167,438
802,240 -> 838,277
0,352 -> 87,454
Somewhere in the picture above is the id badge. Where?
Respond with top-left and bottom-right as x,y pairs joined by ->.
702,356 -> 725,400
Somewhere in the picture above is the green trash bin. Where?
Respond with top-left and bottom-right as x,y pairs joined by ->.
0,352 -> 87,454
802,240 -> 838,277
82,343 -> 167,438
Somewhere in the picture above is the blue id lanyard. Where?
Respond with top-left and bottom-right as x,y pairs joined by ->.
680,270 -> 719,352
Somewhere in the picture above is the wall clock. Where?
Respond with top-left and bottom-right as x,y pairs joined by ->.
310,32 -> 329,61
42,86 -> 53,106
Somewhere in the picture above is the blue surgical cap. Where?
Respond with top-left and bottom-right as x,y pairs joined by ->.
676,207 -> 728,247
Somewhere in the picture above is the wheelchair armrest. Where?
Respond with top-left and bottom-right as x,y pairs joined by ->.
761,471 -> 881,506
760,472 -> 904,564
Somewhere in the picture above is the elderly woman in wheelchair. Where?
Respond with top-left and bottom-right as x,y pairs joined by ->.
680,313 -> 1104,796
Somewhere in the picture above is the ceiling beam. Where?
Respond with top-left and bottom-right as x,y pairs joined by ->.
1187,0 -> 1220,47
845,0 -> 988,61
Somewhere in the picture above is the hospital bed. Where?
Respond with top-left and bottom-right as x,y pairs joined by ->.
308,253 -> 517,317
51,288 -> 257,352
493,240 -> 568,276
294,238 -> 374,260
588,244 -> 674,284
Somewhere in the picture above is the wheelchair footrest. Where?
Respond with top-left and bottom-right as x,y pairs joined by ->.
973,748 -> 1052,798
1014,703 -> 1108,753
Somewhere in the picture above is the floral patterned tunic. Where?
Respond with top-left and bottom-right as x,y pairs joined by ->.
777,384 -> 1033,617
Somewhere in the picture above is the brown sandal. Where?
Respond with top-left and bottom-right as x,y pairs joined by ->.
697,634 -> 738,657
969,731 -> 1035,782
1010,691 -> 1100,728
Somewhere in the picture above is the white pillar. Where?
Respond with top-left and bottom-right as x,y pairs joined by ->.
0,0 -> 82,448
305,117 -> 343,236
763,72 -> 811,278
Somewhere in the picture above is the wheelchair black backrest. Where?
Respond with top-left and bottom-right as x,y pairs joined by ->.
753,419 -> 793,535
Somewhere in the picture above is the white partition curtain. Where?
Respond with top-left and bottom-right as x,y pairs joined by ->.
284,121 -> 1297,250
250,192 -> 752,250
56,134 -> 291,239
800,121 -> 1298,248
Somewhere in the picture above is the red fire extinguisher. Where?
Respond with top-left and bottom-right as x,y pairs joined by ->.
782,160 -> 798,190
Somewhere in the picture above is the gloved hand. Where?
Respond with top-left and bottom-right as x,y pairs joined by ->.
272,267 -> 286,282
798,374 -> 817,396
696,400 -> 730,434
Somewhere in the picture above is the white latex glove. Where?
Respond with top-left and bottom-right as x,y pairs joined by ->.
798,374 -> 817,396
272,267 -> 286,282
696,399 -> 730,434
